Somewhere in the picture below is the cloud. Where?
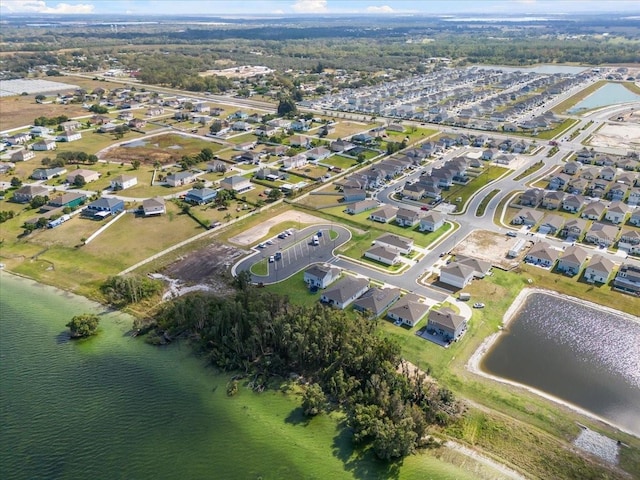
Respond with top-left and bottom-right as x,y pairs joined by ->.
291,0 -> 328,13
366,5 -> 394,13
0,0 -> 94,13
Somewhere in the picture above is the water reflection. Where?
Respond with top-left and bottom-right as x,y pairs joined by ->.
482,292 -> 640,436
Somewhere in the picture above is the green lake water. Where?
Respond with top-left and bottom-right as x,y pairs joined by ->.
0,273 -> 479,480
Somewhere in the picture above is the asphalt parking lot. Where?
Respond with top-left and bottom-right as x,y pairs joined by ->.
234,224 -> 351,284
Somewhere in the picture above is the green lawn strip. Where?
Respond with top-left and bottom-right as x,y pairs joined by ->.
623,81 -> 640,95
513,161 -> 545,181
443,166 -> 509,212
251,257 -> 268,276
325,154 -> 358,169
551,80 -> 607,114
475,189 -> 500,217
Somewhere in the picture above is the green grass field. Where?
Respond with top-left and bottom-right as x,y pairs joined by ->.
443,166 -> 509,212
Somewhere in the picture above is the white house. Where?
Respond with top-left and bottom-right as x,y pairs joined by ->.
364,245 -> 401,266
386,293 -> 430,327
304,264 -> 341,289
110,174 -> 138,190
419,212 -> 445,232
320,277 -> 369,309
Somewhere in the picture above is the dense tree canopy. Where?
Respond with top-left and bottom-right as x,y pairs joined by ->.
66,313 -> 100,338
152,285 -> 460,460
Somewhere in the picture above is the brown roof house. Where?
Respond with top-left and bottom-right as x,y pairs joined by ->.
512,208 -> 544,226
556,245 -> 589,276
369,205 -> 398,223
584,223 -> 619,247
581,201 -> 605,221
320,276 -> 369,309
386,293 -> 430,327
604,201 -> 628,224
560,218 -> 588,240
419,212 -> 445,232
353,287 -> 401,317
13,184 -> 48,203
142,197 -> 166,216
396,208 -> 421,227
427,307 -> 467,342
524,241 -> 560,268
584,255 -> 615,284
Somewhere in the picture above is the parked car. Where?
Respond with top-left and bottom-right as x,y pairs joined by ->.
473,303 -> 485,309
506,231 -> 517,237
268,256 -> 275,263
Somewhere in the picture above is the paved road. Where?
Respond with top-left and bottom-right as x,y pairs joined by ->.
233,224 -> 351,284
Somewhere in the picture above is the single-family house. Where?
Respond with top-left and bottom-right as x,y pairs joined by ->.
32,139 -> 57,151
165,171 -> 198,187
402,183 -> 425,200
342,188 -> 367,202
67,169 -> 100,184
619,229 -> 640,251
604,201 -> 628,224
607,184 -> 628,202
520,188 -> 544,207
320,276 -> 369,309
561,194 -> 585,213
48,192 -> 86,208
57,131 -> 82,142
375,233 -> 413,255
31,167 -> 67,180
584,222 -> 619,246
560,218 -> 588,239
419,212 -> 445,232
548,173 -> 571,191
584,255 -> 615,284
345,199 -> 379,215
630,210 -> 640,227
563,161 -> 581,175
542,191 -> 564,210
599,166 -> 617,181
283,154 -> 307,169
427,308 -> 467,342
330,139 -> 356,153
396,208 -> 421,227
556,245 -> 589,276
84,197 -> 125,218
364,245 -> 401,266
59,120 -> 82,132
142,197 -> 166,216
289,135 -> 311,148
539,214 -> 565,235
439,262 -> 475,289
512,208 -> 544,226
613,263 -> 640,295
304,264 -> 341,289
525,241 -> 559,268
306,147 -> 331,161
386,293 -> 430,327
353,287 -> 401,317
13,184 -> 49,203
110,174 -> 137,191
220,175 -> 252,193
11,149 -> 36,162
581,202 -> 605,221
7,133 -> 31,145
369,205 -> 398,223
185,187 -> 218,205
30,126 -> 52,137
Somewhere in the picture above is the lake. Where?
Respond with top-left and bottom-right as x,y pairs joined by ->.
568,82 -> 640,113
0,273 -> 479,480
481,291 -> 640,437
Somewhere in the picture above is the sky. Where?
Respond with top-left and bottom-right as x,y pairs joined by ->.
1,0 -> 639,16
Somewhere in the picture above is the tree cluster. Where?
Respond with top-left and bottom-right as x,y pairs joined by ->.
101,275 -> 163,307
66,313 -> 100,338
153,280 -> 460,460
34,115 -> 69,126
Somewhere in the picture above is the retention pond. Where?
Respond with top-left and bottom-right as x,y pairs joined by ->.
480,291 -> 640,436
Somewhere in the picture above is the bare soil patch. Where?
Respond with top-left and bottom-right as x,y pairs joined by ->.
0,96 -> 87,131
588,123 -> 640,150
452,229 -> 520,270
163,242 -> 247,294
228,210 -> 328,246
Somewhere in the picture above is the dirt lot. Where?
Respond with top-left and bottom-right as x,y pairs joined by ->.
162,242 -> 247,294
451,229 -> 522,270
0,96 -> 88,131
588,122 -> 640,150
228,210 -> 328,246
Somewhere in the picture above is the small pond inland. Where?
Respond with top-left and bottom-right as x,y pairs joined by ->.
481,292 -> 640,436
568,82 -> 640,113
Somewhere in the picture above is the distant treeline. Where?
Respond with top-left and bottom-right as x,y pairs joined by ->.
149,273 -> 461,460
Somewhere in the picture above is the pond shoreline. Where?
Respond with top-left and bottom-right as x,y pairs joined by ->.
466,287 -> 640,439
